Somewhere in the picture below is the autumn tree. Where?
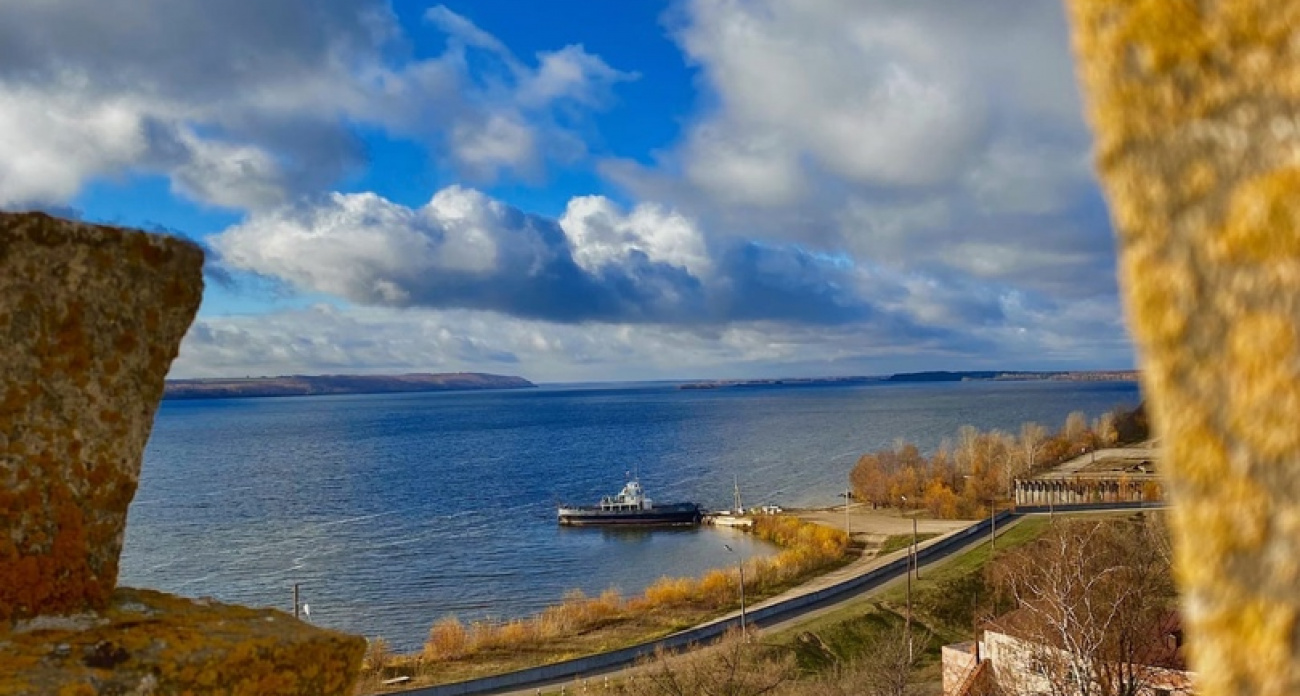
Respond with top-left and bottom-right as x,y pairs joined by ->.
1018,422 -> 1047,477
987,516 -> 1178,696
851,453 -> 891,509
1111,403 -> 1149,445
1093,411 -> 1118,448
1063,411 -> 1089,447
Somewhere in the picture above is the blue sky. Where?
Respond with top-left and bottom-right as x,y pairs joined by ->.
1,0 -> 1133,381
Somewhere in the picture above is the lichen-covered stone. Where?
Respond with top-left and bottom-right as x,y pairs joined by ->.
0,587 -> 366,696
1064,1 -> 1300,694
0,213 -> 203,622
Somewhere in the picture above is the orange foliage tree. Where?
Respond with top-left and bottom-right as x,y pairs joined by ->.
849,405 -> 1145,520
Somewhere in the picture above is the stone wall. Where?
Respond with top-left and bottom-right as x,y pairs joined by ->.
0,212 -> 364,695
1064,2 -> 1300,694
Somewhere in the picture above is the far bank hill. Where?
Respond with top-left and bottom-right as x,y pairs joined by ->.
163,372 -> 535,400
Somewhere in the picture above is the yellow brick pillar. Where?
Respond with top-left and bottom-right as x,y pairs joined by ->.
1065,2 -> 1300,694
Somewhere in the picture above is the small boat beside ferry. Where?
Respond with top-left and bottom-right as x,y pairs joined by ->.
557,480 -> 701,527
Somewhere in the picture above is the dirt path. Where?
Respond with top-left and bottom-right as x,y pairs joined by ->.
793,504 -> 971,546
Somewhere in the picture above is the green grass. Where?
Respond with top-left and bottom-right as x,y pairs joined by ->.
768,516 -> 1053,664
876,516 -> 1049,632
877,532 -> 939,557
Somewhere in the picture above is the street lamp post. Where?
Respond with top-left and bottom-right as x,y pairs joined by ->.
845,481 -> 852,540
724,544 -> 747,640
900,495 -> 913,661
899,495 -> 912,580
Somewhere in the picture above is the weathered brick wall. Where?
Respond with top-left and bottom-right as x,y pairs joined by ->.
1065,2 -> 1300,694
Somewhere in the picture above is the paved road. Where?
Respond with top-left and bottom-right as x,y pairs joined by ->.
486,519 -> 1022,696
398,512 -> 1017,696
397,503 -> 1163,696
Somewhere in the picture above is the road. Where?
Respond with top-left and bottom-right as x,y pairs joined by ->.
397,511 -> 1016,696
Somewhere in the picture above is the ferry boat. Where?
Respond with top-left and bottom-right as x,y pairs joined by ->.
557,480 -> 701,527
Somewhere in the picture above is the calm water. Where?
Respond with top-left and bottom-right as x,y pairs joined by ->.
120,379 -> 1139,650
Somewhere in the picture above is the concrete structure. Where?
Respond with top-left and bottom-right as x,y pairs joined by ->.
942,623 -> 1195,696
941,641 -> 988,696
1014,477 -> 1162,507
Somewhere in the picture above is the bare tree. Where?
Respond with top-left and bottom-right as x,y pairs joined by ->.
618,629 -> 795,696
1093,412 -> 1118,448
994,431 -> 1018,498
775,623 -> 927,696
1018,422 -> 1047,477
1063,411 -> 1089,447
956,424 -> 980,474
987,517 -> 1177,696
850,623 -> 928,696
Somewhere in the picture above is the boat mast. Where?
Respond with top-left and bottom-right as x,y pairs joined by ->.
733,475 -> 743,514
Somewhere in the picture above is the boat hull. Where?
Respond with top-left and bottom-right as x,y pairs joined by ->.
557,503 -> 701,527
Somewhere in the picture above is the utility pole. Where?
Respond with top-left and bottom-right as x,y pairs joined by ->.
724,544 -> 747,641
845,482 -> 852,541
738,559 -> 746,640
912,516 -> 920,580
906,546 -> 913,662
990,500 -> 997,555
293,583 -> 300,619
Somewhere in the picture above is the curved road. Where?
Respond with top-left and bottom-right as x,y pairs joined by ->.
397,511 -> 1014,696
397,503 -> 1163,696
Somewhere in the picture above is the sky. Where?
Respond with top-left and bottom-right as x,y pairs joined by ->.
0,0 -> 1135,382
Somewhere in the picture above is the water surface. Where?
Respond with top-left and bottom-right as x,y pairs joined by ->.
121,379 -> 1139,650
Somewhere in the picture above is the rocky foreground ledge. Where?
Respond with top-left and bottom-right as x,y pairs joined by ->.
0,588 -> 362,695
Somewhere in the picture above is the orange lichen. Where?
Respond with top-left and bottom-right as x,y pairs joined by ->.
2,212 -> 203,620
1066,0 -> 1300,693
0,589 -> 364,695
1215,169 -> 1300,263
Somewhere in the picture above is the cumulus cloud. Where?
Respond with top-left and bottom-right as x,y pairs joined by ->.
210,186 -> 882,326
607,0 -> 1110,300
0,1 -> 632,209
171,301 -> 1131,382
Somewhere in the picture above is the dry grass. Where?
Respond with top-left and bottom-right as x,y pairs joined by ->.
357,515 -> 850,694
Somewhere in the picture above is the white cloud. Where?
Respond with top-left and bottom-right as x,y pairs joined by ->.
450,114 -> 540,180
598,0 -> 1120,339
213,188 -> 512,305
0,82 -> 148,206
172,301 -> 1133,382
674,0 -> 989,195
559,196 -> 712,277
169,130 -> 288,210
0,2 -> 632,210
209,186 -> 885,326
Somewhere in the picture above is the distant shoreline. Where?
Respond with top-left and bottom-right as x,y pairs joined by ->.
678,370 -> 1139,390
163,372 -> 536,400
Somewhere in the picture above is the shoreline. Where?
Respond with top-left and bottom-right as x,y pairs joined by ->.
357,509 -> 976,693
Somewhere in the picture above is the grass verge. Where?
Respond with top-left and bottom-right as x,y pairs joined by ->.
876,532 -> 939,557
763,515 -> 1053,688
